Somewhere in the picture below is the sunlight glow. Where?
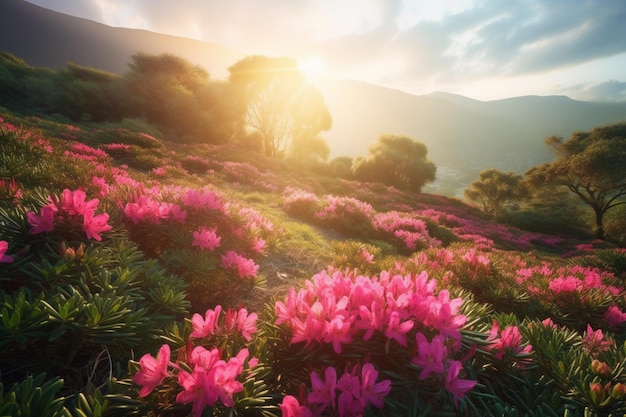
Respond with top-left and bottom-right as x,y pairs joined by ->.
298,56 -> 328,80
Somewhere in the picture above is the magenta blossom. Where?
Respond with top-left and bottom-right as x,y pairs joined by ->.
190,306 -> 222,339
192,227 -> 221,251
487,321 -> 532,360
27,205 -> 57,234
0,240 -> 14,263
445,360 -> 476,408
133,344 -> 171,397
582,325 -> 613,355
82,211 -> 112,241
280,395 -> 313,417
603,305 -> 626,329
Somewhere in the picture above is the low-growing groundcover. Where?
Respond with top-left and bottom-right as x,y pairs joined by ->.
1,113 -> 626,417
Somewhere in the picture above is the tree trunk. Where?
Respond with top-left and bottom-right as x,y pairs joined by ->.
593,206 -> 605,239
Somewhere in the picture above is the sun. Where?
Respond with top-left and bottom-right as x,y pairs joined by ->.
297,56 -> 328,80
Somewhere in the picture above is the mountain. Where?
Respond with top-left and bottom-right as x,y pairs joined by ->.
317,82 -> 626,195
3,0 -> 626,196
0,0 -> 243,78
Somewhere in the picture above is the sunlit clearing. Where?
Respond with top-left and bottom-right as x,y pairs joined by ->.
298,56 -> 328,80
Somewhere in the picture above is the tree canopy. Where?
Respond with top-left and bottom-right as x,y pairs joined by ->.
352,134 -> 436,192
464,169 -> 526,216
525,122 -> 626,239
228,56 -> 331,158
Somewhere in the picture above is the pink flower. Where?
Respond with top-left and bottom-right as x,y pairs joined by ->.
487,321 -> 532,360
182,188 -> 222,210
384,311 -> 414,347
189,346 -> 221,371
412,333 -> 447,379
323,315 -> 352,353
360,363 -> 391,409
0,240 -> 14,263
209,356 -> 246,407
190,306 -> 222,339
604,306 -> 626,329
308,367 -> 338,413
27,205 -> 57,234
192,227 -> 221,251
133,344 -> 171,397
280,395 -> 313,417
221,251 -> 259,278
235,308 -> 258,341
82,211 -> 112,241
582,325 -> 612,355
445,360 -> 476,408
176,367 -> 214,417
58,188 -> 99,217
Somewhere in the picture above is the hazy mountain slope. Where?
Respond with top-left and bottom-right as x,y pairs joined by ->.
2,0 -> 626,196
0,0 -> 243,79
318,81 -> 626,195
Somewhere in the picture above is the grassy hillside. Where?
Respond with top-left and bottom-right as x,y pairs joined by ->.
2,105 -> 626,417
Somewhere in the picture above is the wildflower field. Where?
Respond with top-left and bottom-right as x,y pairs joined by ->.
1,112 -> 626,417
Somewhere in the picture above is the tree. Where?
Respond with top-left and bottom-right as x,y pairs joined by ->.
525,123 -> 626,239
124,53 -> 244,143
228,56 -> 332,157
464,169 -> 526,216
351,134 -> 436,192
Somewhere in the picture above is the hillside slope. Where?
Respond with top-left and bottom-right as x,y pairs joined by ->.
2,0 -> 626,196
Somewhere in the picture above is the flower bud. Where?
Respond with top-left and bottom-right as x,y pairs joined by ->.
589,382 -> 605,403
591,359 -> 611,377
611,382 -> 626,399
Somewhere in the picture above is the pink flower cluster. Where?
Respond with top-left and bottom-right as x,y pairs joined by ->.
27,188 -> 112,241
315,195 -> 375,222
133,343 -> 254,417
190,305 -> 258,342
221,251 -> 259,278
373,211 -> 442,250
275,269 -> 476,403
276,269 -> 468,351
133,305 -> 259,417
547,265 -> 621,297
281,363 -> 391,417
192,227 -> 221,251
486,321 -> 532,361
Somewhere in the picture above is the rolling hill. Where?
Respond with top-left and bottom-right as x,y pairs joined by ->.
2,0 -> 626,196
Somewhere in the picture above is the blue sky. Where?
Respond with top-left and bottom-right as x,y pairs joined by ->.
26,0 -> 626,101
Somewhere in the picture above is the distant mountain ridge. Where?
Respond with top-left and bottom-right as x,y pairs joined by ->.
0,0 -> 243,78
3,0 -> 626,196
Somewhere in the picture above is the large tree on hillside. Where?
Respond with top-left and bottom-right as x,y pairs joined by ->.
464,169 -> 527,216
525,122 -> 626,239
352,134 -> 436,192
228,56 -> 331,158
125,53 -> 241,142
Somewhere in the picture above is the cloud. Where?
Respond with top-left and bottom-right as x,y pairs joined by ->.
24,0 -> 626,100
559,80 -> 626,102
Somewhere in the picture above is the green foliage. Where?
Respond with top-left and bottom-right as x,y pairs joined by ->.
0,373 -> 68,417
526,123 -> 626,239
464,168 -> 526,216
329,240 -> 382,274
352,134 -> 437,192
0,122 -> 51,186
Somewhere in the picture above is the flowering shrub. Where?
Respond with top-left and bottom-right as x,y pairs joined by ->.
131,305 -> 270,417
270,268 -> 479,413
26,188 -> 112,241
118,184 -> 277,309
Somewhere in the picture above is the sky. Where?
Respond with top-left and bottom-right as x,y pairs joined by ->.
26,0 -> 626,102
